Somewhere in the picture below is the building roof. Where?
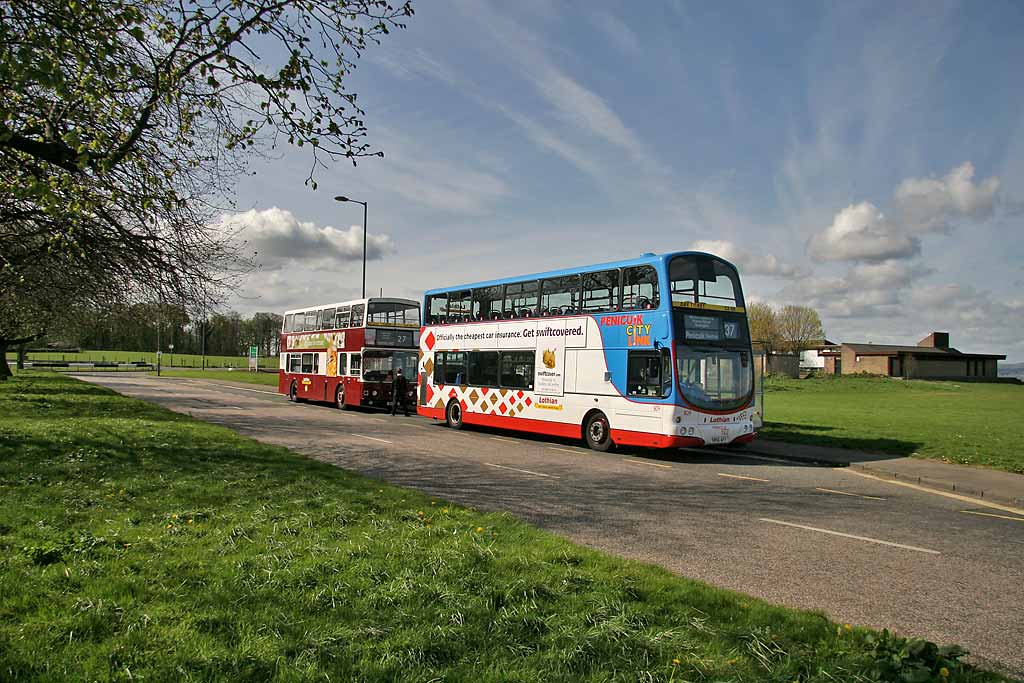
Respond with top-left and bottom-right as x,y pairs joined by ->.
821,342 -> 1005,360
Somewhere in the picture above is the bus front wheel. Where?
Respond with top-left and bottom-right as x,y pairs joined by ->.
335,385 -> 350,410
446,400 -> 464,430
288,382 -> 300,402
584,411 -> 613,452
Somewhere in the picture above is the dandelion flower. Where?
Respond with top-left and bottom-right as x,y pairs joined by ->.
431,501 -> 436,505
940,668 -> 950,678
672,658 -> 680,666
442,508 -> 449,513
843,623 -> 852,631
417,511 -> 424,516
476,527 -> 484,533
187,519 -> 193,524
172,514 -> 178,519
166,524 -> 172,529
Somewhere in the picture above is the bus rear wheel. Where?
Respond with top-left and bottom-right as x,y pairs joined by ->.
584,411 -> 613,452
445,400 -> 464,430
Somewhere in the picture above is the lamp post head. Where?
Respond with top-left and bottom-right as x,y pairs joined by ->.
334,195 -> 349,202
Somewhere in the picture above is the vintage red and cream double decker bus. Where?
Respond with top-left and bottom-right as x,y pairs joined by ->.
278,297 -> 420,409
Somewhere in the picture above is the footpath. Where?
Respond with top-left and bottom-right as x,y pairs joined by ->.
748,439 -> 1024,509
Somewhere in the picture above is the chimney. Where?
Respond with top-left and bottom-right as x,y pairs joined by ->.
918,332 -> 949,349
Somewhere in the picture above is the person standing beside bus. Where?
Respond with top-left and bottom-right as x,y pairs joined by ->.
391,367 -> 410,417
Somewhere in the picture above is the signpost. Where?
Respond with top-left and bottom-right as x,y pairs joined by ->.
248,345 -> 259,372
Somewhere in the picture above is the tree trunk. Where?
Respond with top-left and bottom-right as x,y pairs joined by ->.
0,341 -> 11,380
16,344 -> 26,370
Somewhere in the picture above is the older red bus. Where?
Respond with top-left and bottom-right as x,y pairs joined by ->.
279,297 -> 420,409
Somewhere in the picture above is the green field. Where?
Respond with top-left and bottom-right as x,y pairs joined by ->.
0,374 -> 1000,682
5,349 -> 277,369
762,375 -> 1024,473
153,369 -> 279,386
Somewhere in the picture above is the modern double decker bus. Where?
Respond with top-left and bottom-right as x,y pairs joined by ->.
416,251 -> 756,451
279,297 -> 420,409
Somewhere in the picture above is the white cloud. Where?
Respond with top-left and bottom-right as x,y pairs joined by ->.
808,163 -> 1002,263
222,207 -> 395,270
775,261 -> 932,320
589,12 -> 642,55
690,239 -> 805,278
893,161 -> 1000,234
808,202 -> 920,263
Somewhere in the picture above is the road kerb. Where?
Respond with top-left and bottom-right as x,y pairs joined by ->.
741,444 -> 1024,509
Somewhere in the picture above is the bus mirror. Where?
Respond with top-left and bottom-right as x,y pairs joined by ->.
604,372 -> 612,382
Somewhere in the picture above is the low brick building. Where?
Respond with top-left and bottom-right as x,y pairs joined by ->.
818,332 -> 1005,380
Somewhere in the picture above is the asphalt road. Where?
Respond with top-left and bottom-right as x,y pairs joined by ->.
78,374 -> 1024,677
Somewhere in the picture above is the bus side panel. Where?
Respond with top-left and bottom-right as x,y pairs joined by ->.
278,370 -> 289,395
462,410 -> 581,441
345,377 -> 362,407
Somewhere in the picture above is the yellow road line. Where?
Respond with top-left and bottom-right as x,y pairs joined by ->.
960,510 -> 1024,522
718,472 -> 769,482
815,487 -> 886,501
844,469 -> 1024,516
625,459 -> 673,469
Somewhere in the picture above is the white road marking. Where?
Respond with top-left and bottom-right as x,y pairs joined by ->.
718,472 -> 769,482
491,436 -> 519,443
845,469 -> 1024,516
397,423 -> 428,429
187,380 -> 279,395
625,458 -> 673,469
483,463 -> 559,479
760,518 -> 940,555
351,434 -> 392,444
815,487 -> 886,501
960,510 -> 1024,523
548,447 -> 585,455
732,452 -> 798,465
689,448 -> 794,465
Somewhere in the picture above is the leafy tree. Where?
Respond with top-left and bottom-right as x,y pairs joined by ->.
0,0 -> 413,378
747,301 -> 781,353
777,305 -> 825,354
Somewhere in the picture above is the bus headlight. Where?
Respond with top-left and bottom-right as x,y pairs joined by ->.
371,390 -> 378,397
363,390 -> 369,397
674,416 -> 681,423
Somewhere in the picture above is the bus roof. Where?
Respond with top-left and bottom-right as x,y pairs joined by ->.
422,251 -> 739,296
283,297 -> 418,316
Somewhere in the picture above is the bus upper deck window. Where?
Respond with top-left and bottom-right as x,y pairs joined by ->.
622,266 -> 659,310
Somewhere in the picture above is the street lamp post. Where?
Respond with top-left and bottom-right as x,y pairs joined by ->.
334,195 -> 368,298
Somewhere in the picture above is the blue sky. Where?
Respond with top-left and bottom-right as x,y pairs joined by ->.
225,0 -> 1024,361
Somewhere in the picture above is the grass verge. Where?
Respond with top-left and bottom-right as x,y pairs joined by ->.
762,375 -> 1024,473
0,375 -> 1006,682
151,369 -> 279,386
6,349 -> 277,369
